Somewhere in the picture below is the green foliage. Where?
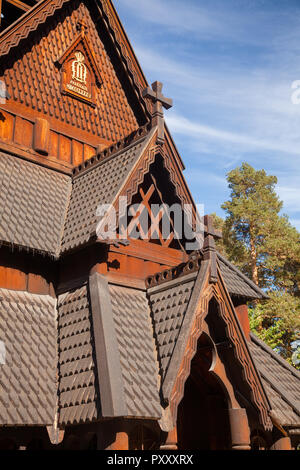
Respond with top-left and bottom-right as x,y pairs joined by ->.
263,215 -> 300,293
221,162 -> 285,285
212,162 -> 300,368
249,291 -> 300,368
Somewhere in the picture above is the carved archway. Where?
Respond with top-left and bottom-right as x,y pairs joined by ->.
168,278 -> 272,432
177,331 -> 232,450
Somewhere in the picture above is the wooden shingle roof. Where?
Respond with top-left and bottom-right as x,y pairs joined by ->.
249,333 -> 300,430
218,253 -> 268,300
0,151 -> 71,257
62,127 -> 155,253
0,288 -> 57,426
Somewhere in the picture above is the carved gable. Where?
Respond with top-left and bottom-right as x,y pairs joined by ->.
57,25 -> 102,106
146,253 -> 273,432
0,0 -> 149,149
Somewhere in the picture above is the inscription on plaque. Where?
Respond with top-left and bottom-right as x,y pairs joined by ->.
62,49 -> 93,103
58,31 -> 102,106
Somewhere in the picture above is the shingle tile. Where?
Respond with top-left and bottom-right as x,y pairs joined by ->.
108,284 -> 162,418
0,152 -> 71,256
0,289 -> 57,426
249,334 -> 300,427
61,135 -> 150,253
57,285 -> 101,425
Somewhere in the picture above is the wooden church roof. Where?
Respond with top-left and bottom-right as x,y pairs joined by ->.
62,125 -> 156,253
0,150 -> 71,257
0,120 -> 268,300
0,288 -> 57,425
0,0 -> 298,440
249,334 -> 300,431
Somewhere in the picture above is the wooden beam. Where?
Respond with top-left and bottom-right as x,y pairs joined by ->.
5,0 -> 31,12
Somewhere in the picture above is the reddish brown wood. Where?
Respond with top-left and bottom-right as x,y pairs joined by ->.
5,0 -> 30,12
0,110 -> 14,141
48,130 -> 59,158
0,0 -> 144,154
72,140 -> 83,166
84,143 -> 95,161
27,272 -> 50,295
160,427 -> 178,450
33,118 -> 50,154
0,106 -> 102,172
270,437 -> 292,450
107,431 -> 129,450
229,408 -> 251,450
59,135 -> 72,163
235,304 -> 250,340
0,266 -> 27,291
14,116 -> 33,147
109,239 -> 187,270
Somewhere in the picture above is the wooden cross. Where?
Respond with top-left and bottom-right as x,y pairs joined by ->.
142,81 -> 173,144
204,215 -> 222,240
203,215 -> 222,284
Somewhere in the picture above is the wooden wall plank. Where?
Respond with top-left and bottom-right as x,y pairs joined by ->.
0,110 -> 14,141
72,140 -> 83,166
59,135 -> 71,163
14,116 -> 33,147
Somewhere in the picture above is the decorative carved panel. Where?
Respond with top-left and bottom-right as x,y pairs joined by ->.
57,30 -> 102,106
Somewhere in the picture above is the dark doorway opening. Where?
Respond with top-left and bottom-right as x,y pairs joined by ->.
177,332 -> 231,450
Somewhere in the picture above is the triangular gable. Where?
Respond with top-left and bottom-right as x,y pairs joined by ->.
61,124 -> 155,253
147,253 -> 273,431
57,26 -> 103,106
213,263 -> 272,428
0,0 -> 150,145
95,125 -> 200,252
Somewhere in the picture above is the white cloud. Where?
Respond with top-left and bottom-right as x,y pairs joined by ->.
114,0 -> 300,227
277,186 -> 300,213
115,0 -> 234,38
166,113 -> 300,156
115,0 -> 291,45
290,218 -> 300,231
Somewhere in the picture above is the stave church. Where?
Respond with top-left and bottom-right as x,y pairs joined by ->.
0,0 -> 299,450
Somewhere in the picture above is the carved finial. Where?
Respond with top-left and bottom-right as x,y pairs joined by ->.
203,215 -> 222,283
142,81 -> 173,144
77,20 -> 87,37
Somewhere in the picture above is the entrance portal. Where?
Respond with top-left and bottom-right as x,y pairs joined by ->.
177,333 -> 231,450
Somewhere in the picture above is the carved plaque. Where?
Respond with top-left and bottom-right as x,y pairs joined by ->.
62,48 -> 93,103
58,32 -> 102,106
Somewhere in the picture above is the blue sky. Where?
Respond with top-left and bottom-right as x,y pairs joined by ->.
114,0 -> 300,230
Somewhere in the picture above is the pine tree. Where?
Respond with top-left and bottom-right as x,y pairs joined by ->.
212,162 -> 300,368
221,162 -> 283,286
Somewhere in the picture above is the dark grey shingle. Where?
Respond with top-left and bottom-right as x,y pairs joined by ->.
148,278 -> 196,380
57,284 -> 101,425
249,333 -> 300,427
218,254 -> 267,299
0,288 -> 57,425
0,152 -> 71,256
108,284 -> 162,418
61,134 -> 151,253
